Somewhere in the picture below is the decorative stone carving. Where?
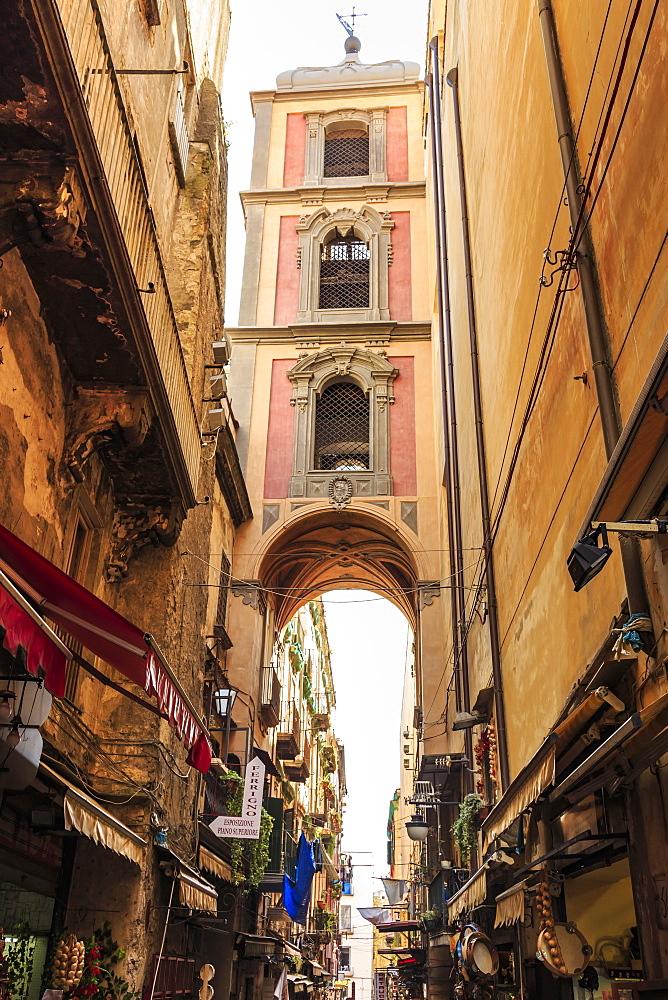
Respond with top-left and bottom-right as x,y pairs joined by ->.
287,345 -> 398,499
418,581 -> 441,609
401,501 -> 418,534
62,388 -> 152,486
231,580 -> 266,615
328,477 -> 353,510
105,498 -> 186,582
262,504 -> 280,533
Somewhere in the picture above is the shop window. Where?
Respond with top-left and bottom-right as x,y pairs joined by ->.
314,383 -> 370,471
318,230 -> 370,310
323,126 -> 369,177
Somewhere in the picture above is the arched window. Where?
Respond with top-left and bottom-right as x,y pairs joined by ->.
288,346 -> 398,499
314,382 -> 370,471
323,126 -> 369,177
318,229 -> 370,310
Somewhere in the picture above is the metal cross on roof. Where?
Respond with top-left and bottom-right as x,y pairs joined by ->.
336,7 -> 367,36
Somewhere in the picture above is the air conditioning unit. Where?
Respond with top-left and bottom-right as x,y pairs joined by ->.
209,372 -> 228,398
403,758 -> 410,769
207,408 -> 226,432
212,339 -> 230,366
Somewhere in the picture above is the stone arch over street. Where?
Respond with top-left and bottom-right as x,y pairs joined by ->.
255,504 -> 429,631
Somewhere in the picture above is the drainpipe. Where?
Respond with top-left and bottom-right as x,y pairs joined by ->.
446,68 -> 510,792
537,0 -> 647,615
428,37 -> 473,771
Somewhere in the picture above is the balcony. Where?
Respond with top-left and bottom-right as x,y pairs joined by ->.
277,703 -> 301,760
260,667 -> 281,728
0,0 -> 210,559
285,735 -> 310,783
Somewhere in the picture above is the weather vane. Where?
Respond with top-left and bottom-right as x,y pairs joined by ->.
336,7 -> 367,37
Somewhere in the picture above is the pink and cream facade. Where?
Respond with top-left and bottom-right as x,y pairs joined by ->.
225,38 -> 447,759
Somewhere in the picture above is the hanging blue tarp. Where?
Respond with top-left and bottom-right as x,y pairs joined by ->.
283,833 -> 316,925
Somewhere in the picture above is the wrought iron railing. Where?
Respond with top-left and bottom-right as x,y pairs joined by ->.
54,0 -> 201,491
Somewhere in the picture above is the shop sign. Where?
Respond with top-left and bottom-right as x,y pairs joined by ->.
209,756 -> 266,839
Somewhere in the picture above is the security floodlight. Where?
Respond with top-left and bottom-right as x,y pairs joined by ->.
452,710 -> 488,731
567,525 -> 612,592
213,688 -> 237,718
405,815 -> 430,842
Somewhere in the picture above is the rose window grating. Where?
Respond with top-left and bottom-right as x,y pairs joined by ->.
323,129 -> 369,177
314,383 -> 370,471
319,230 -> 370,310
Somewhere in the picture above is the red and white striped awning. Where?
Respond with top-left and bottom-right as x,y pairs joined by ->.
0,523 -> 211,773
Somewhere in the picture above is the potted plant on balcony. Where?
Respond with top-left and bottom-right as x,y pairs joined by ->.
418,909 -> 442,933
451,793 -> 483,866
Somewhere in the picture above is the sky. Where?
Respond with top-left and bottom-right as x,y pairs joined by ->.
221,0 -> 429,322
323,591 -> 410,878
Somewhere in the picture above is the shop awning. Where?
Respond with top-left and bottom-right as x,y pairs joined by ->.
447,864 -> 488,923
238,934 -> 279,958
198,845 -> 233,882
494,881 -> 528,928
0,523 -> 211,773
41,762 -> 147,865
176,869 -> 218,914
0,569 -> 71,695
577,330 -> 668,531
320,843 -> 339,881
373,920 -> 420,932
482,737 -> 557,851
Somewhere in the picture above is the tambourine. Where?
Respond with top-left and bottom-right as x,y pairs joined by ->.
454,924 -> 499,980
536,921 -> 591,978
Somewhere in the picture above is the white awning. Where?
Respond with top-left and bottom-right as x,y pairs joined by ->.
482,742 -> 556,851
447,865 -> 487,923
177,870 -> 218,914
49,771 -> 147,866
494,881 -> 528,928
199,845 -> 233,882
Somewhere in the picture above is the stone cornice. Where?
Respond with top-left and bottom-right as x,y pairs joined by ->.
250,80 -> 424,112
240,181 -> 426,208
226,320 -> 431,346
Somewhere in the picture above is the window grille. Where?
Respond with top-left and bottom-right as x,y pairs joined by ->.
323,128 -> 369,177
314,383 -> 370,471
319,229 -> 370,310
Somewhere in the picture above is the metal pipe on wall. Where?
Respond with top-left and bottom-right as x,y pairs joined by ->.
427,55 -> 461,718
445,67 -> 510,792
537,0 -> 647,616
428,37 -> 473,770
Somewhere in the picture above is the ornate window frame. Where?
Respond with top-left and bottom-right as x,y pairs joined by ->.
296,206 -> 395,324
303,107 -> 388,186
287,345 -> 398,499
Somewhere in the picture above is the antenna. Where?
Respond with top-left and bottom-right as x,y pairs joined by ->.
336,7 -> 367,36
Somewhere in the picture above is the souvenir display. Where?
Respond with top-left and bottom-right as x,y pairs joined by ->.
534,873 -> 591,978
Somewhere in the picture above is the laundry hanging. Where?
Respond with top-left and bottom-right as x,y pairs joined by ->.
283,833 -> 316,925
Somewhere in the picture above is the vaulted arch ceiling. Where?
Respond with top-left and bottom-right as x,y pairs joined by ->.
258,508 -> 420,630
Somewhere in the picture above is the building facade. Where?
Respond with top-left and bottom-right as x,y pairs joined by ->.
396,2 -> 668,999
0,0 -> 255,997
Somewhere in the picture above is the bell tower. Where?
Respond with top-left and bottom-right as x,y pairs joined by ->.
225,34 -> 447,751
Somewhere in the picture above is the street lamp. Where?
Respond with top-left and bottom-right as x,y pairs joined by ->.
212,688 -> 237,718
405,815 -> 430,842
452,710 -> 488,731
567,525 -> 612,592
568,519 -> 668,592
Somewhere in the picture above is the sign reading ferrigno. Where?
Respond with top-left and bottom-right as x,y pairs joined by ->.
209,755 -> 265,839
